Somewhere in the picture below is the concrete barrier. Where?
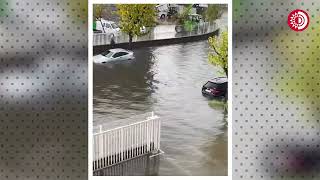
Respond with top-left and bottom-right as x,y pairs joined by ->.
93,29 -> 220,55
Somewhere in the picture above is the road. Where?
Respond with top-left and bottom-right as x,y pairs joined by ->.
93,40 -> 227,175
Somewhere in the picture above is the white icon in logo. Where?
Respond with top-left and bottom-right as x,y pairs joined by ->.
288,10 -> 309,31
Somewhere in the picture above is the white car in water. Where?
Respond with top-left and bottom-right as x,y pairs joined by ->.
93,48 -> 134,63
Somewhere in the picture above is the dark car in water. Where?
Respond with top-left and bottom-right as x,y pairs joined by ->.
202,77 -> 228,98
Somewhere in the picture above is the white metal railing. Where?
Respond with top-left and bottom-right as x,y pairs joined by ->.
93,112 -> 161,171
93,153 -> 160,176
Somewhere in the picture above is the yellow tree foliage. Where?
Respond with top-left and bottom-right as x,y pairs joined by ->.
116,4 -> 156,46
93,4 -> 103,20
208,31 -> 228,77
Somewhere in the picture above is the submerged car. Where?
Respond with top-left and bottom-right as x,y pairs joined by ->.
202,77 -> 228,98
93,48 -> 134,63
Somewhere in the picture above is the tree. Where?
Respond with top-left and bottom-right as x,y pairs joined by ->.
205,4 -> 221,22
116,4 -> 156,48
177,5 -> 193,25
93,4 -> 105,33
208,31 -> 228,77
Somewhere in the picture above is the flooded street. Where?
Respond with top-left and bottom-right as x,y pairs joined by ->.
93,40 -> 227,175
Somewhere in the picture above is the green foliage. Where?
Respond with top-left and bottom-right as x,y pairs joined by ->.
208,31 -> 228,77
116,4 -> 156,43
205,4 -> 221,22
177,5 -> 193,25
208,99 -> 226,110
93,4 -> 103,20
183,20 -> 195,32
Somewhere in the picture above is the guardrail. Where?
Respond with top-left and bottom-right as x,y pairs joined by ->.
93,112 -> 161,171
93,21 -> 218,46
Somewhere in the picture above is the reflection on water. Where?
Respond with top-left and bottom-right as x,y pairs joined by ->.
93,41 -> 227,175
94,155 -> 160,176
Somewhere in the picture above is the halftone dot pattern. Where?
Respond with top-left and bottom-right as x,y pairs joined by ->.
233,0 -> 320,180
0,1 -> 88,180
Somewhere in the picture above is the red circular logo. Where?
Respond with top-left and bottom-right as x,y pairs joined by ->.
288,9 -> 310,31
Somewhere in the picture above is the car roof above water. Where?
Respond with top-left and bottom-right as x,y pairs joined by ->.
100,19 -> 116,24
108,48 -> 130,53
209,77 -> 227,84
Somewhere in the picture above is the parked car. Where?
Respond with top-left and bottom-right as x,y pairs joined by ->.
202,77 -> 228,98
155,4 -> 185,20
94,19 -> 121,36
93,48 -> 134,64
156,4 -> 168,20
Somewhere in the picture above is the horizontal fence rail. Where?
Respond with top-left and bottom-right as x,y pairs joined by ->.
93,153 -> 160,176
93,113 -> 161,171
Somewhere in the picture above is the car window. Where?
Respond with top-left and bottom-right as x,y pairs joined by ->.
204,82 -> 215,88
204,81 -> 221,89
111,23 -> 118,29
101,50 -> 113,58
120,52 -> 128,56
218,83 -> 227,90
113,52 -> 128,58
112,52 -> 121,58
104,23 -> 111,29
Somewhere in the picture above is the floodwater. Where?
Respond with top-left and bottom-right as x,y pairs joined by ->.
93,40 -> 228,176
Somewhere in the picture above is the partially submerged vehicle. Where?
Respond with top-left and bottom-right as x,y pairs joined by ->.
93,48 -> 134,64
202,77 -> 228,98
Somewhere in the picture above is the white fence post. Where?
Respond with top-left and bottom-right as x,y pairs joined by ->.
93,113 -> 161,171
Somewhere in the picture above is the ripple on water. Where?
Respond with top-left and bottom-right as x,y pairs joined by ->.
93,40 -> 227,175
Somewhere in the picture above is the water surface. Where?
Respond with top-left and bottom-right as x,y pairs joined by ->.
93,41 -> 227,175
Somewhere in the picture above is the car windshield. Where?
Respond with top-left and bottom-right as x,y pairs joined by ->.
101,50 -> 113,58
111,23 -> 119,29
204,81 -> 219,89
